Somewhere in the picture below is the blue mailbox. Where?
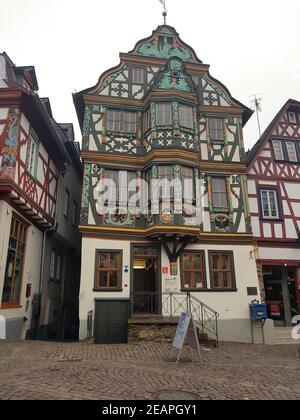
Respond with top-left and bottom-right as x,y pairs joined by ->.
250,303 -> 267,320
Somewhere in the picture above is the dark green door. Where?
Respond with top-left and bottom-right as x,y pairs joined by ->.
94,300 -> 129,344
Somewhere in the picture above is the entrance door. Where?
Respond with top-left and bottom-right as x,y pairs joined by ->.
264,266 -> 298,326
132,246 -> 160,316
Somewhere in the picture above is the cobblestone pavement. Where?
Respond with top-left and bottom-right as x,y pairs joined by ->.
0,340 -> 299,400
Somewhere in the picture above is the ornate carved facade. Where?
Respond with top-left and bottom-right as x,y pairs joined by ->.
74,25 -> 264,344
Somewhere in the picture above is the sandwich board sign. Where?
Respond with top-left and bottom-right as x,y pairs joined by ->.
172,313 -> 202,364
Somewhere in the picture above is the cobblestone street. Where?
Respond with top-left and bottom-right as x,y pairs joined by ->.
0,340 -> 299,400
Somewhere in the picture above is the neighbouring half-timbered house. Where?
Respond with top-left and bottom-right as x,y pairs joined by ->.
74,25 -> 273,344
247,99 -> 300,327
0,53 -> 82,340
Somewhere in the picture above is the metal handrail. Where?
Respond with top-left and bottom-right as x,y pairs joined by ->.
131,291 -> 219,345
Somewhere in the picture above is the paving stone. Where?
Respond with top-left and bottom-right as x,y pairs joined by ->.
0,341 -> 299,400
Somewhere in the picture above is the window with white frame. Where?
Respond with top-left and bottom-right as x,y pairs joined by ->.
272,140 -> 284,161
288,112 -> 297,124
132,68 -> 144,84
260,189 -> 280,219
26,130 -> 39,177
286,142 -> 298,162
156,103 -> 172,126
179,105 -> 194,129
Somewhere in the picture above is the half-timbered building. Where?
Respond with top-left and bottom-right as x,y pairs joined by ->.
74,25 -> 271,344
247,99 -> 300,327
0,53 -> 82,340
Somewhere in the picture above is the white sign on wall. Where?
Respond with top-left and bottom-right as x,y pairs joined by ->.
164,277 -> 178,293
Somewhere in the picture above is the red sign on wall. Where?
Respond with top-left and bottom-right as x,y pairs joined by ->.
162,266 -> 169,275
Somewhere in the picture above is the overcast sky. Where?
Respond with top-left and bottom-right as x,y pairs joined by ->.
0,0 -> 299,149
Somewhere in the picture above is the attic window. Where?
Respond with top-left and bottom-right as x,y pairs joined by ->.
209,119 -> 225,142
288,112 -> 297,124
133,68 -> 144,84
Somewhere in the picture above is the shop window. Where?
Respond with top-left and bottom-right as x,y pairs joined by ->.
1,214 -> 28,306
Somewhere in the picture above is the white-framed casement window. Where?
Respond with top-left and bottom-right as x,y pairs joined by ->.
286,142 -> 298,162
209,119 -> 225,142
260,189 -> 280,219
272,140 -> 284,161
63,189 -> 70,218
132,68 -> 144,84
26,130 -> 39,178
288,112 -> 297,124
156,103 -> 172,126
212,178 -> 228,209
179,105 -> 194,129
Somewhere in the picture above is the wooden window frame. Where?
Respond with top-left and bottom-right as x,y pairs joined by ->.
94,250 -> 123,291
1,213 -> 29,308
143,107 -> 151,134
208,251 -> 237,291
209,118 -> 225,142
181,251 -> 207,291
211,177 -> 229,210
179,105 -> 194,129
106,109 -> 137,135
132,68 -> 144,84
156,103 -> 172,126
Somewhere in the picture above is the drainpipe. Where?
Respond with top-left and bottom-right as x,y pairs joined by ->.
37,168 -> 65,336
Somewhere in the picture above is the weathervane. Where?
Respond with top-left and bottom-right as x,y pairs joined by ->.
250,94 -> 263,138
158,0 -> 168,25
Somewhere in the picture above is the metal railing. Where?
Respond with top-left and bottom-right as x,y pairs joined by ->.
131,291 -> 219,345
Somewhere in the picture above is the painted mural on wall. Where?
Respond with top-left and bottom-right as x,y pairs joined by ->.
0,108 -> 20,179
155,58 -> 194,93
136,33 -> 196,63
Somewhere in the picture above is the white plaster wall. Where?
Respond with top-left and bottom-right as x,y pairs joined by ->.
259,247 -> 300,261
285,183 -> 300,200
79,238 -> 131,339
0,202 -> 43,339
161,243 -> 260,321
